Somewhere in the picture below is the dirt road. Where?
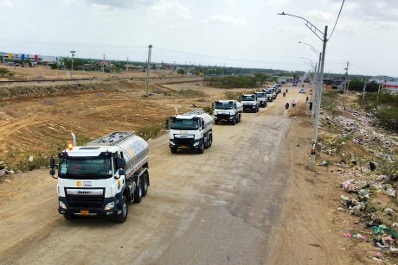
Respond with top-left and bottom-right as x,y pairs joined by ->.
0,87 -> 353,265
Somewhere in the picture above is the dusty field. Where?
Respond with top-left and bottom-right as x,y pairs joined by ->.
0,66 -> 396,264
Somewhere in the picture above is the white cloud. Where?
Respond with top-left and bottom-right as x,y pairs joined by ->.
204,15 -> 248,27
85,0 -> 152,9
148,0 -> 191,19
0,0 -> 12,7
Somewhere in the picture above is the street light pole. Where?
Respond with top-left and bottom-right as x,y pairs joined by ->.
70,51 -> 76,78
102,54 -> 106,74
278,12 -> 329,170
313,25 -> 328,148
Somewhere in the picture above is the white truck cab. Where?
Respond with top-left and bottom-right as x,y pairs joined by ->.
213,100 -> 243,125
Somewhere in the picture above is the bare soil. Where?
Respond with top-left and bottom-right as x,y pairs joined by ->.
0,66 -> 393,264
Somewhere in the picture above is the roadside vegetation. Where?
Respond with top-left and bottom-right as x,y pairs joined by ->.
360,92 -> 398,132
0,68 -> 14,78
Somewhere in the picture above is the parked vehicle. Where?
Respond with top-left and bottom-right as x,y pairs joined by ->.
213,100 -> 243,125
169,110 -> 213,154
254,91 -> 267,108
241,93 -> 259,112
49,131 -> 150,223
299,88 -> 306,94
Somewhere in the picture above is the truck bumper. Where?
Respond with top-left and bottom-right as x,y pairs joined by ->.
214,114 -> 235,123
169,139 -> 200,150
243,106 -> 257,112
58,196 -> 121,218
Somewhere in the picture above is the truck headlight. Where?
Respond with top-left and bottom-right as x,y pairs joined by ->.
104,201 -> 115,211
59,201 -> 67,210
169,140 -> 175,146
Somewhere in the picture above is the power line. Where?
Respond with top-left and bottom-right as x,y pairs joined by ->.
328,0 -> 345,40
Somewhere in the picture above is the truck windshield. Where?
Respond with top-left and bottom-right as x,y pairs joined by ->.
256,93 -> 265,98
58,157 -> 113,179
170,118 -> 199,130
241,95 -> 255,101
215,102 -> 234,109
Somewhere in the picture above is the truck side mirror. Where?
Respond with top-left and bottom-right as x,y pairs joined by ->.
49,156 -> 58,179
117,157 -> 126,170
50,157 -> 55,169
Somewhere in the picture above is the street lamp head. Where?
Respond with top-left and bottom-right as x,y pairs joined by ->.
277,12 -> 286,15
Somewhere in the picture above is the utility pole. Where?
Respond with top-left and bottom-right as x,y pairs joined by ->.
145,44 -> 152,96
173,61 -> 176,75
362,78 -> 367,101
70,51 -> 76,78
344,61 -> 349,94
102,54 -> 106,74
126,57 -> 129,72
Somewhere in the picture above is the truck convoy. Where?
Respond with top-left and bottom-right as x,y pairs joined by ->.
213,100 -> 243,125
169,110 -> 213,154
241,93 -> 259,112
49,131 -> 149,223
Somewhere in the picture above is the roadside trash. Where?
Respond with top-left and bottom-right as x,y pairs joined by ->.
342,180 -> 353,191
342,233 -> 366,240
373,238 -> 389,250
318,160 -> 328,166
369,161 -> 377,171
373,225 -> 388,234
358,189 -> 370,199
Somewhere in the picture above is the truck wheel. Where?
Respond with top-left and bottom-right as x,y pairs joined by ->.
209,134 -> 213,147
238,114 -> 241,123
170,147 -> 177,153
115,196 -> 128,223
142,173 -> 149,197
232,119 -> 236,125
198,140 -> 204,154
134,179 -> 143,203
204,137 -> 209,149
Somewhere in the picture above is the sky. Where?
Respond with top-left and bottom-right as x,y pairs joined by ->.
0,0 -> 397,77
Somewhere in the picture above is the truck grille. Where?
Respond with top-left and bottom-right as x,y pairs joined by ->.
216,114 -> 230,120
66,195 -> 104,208
174,137 -> 195,145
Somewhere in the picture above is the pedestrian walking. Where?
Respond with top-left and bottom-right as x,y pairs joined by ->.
285,102 -> 290,110
283,92 -> 286,97
306,96 -> 309,102
292,100 -> 296,107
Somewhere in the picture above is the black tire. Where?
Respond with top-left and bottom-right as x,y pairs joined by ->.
134,179 -> 143,203
142,173 -> 149,197
114,196 -> 128,223
170,147 -> 177,153
204,136 -> 209,149
198,139 -> 204,154
208,134 -> 213,147
238,114 -> 241,123
232,119 -> 236,125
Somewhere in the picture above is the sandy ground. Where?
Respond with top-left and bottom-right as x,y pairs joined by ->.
0,66 -> 382,264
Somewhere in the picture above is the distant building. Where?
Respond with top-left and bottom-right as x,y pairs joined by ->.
0,52 -> 59,65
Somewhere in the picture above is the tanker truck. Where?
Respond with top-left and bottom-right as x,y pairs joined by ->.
169,110 -> 213,154
213,100 -> 243,125
49,131 -> 149,223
